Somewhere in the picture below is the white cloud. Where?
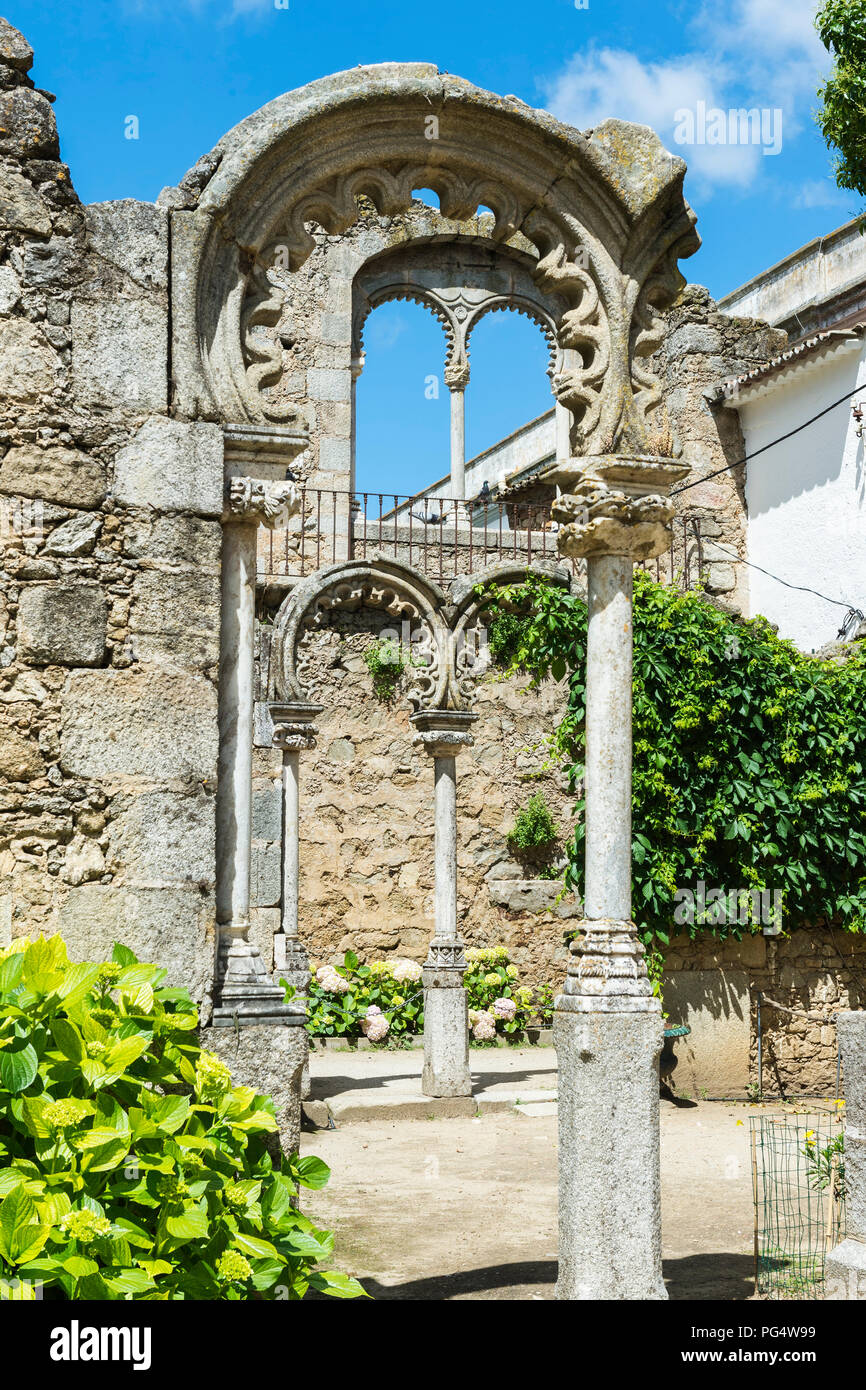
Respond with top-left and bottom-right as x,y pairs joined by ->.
542,0 -> 831,197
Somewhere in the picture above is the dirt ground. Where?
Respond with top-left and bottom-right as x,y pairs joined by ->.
301,1095 -> 762,1300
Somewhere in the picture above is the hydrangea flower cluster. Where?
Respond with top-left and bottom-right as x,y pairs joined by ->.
194,1050 -> 233,1102
391,958 -> 423,984
469,1009 -> 497,1041
315,964 -> 351,993
492,997 -> 517,1021
361,1005 -> 390,1042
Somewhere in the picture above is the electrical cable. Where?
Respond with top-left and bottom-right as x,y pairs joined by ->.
671,379 -> 866,495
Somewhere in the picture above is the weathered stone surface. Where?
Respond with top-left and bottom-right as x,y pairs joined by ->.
0,317 -> 56,400
0,165 -> 50,235
71,297 -> 167,412
129,568 -> 220,669
62,835 -> 105,885
112,416 -> 223,515
0,443 -> 106,507
252,783 -> 281,841
251,841 -> 281,908
826,1239 -> 866,1300
0,262 -> 20,313
487,878 -> 581,916
422,980 -> 471,1097
85,200 -> 168,291
200,1022 -> 306,1158
59,884 -> 214,1003
0,19 -> 34,72
17,581 -> 107,666
0,723 -> 44,780
61,666 -> 218,781
0,87 -> 58,159
43,512 -> 101,556
123,513 -> 221,565
555,1009 -> 666,1299
107,789 -> 215,886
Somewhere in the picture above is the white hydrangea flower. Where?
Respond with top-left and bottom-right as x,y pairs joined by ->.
472,1010 -> 497,1041
391,958 -> 422,983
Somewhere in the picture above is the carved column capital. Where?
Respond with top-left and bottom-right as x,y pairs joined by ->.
558,918 -> 659,1014
444,360 -> 470,392
226,476 -> 302,530
410,708 -> 478,758
269,701 -> 323,753
553,479 -> 676,561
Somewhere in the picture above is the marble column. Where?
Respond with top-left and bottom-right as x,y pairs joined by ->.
270,702 -> 322,1101
826,1012 -> 866,1297
213,476 -> 306,1027
411,708 -> 478,1098
551,458 -> 684,1300
445,361 -> 470,514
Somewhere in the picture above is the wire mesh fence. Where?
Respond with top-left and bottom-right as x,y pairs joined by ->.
751,1111 -> 846,1299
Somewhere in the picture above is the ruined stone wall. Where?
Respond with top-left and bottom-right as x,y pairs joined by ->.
0,22 -> 220,1006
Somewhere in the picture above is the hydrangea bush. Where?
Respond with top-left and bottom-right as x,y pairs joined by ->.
305,946 -> 553,1044
0,935 -> 364,1301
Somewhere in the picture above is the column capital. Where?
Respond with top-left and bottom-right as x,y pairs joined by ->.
411,708 -> 478,757
225,476 -> 302,530
553,477 -> 676,562
270,700 -> 323,753
444,360 -> 470,392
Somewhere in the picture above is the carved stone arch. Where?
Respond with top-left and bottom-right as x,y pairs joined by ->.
168,64 -> 699,458
270,555 -> 466,712
448,558 -> 573,705
462,295 -> 561,380
353,283 -> 457,372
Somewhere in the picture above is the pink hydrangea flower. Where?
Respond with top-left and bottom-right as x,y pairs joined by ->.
493,997 -> 516,1021
472,1010 -> 497,1041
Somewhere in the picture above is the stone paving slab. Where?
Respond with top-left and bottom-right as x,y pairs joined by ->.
306,1045 -> 558,1127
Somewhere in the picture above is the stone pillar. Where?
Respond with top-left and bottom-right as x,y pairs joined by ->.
551,457 -> 685,1300
411,708 -> 478,1098
826,1012 -> 866,1298
270,701 -> 322,1102
213,475 -> 305,1026
445,361 -> 469,509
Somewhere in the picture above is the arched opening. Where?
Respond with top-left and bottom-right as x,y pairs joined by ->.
353,297 -> 451,502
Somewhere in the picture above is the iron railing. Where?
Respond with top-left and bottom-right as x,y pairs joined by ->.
258,487 -> 711,591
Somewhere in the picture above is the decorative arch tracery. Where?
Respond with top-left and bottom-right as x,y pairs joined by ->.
168,64 -> 699,459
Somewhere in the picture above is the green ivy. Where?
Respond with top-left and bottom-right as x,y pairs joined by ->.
0,935 -> 365,1301
363,638 -> 408,702
815,0 -> 866,206
480,572 -> 866,954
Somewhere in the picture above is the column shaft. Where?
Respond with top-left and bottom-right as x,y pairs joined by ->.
216,519 -> 256,930
281,749 -> 300,941
584,553 -> 633,922
434,754 -> 458,939
450,388 -> 466,500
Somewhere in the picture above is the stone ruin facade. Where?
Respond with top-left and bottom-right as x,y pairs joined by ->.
0,11 -> 851,1192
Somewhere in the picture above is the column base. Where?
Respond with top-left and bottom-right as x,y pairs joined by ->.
422,969 -> 471,1098
554,1006 -> 667,1300
200,1021 -> 307,1159
214,929 -> 306,1027
826,1239 -> 866,1299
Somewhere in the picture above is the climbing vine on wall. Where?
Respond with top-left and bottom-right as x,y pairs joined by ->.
480,573 -> 866,953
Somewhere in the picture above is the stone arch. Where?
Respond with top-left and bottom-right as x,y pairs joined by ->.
270,555 -> 461,712
462,295 -> 560,379
168,64 -> 699,457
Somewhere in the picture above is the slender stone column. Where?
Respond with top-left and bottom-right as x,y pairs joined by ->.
552,460 -> 683,1300
411,708 -> 478,1098
213,476 -> 305,1025
445,361 -> 470,510
826,1012 -> 866,1297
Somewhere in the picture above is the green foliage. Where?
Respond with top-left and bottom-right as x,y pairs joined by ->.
304,948 -> 553,1042
815,0 -> 866,203
803,1128 -> 846,1201
0,935 -> 365,1301
363,638 -> 408,702
482,573 -> 866,953
507,793 -> 559,854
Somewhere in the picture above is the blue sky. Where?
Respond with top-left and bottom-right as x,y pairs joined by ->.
7,0 -> 852,494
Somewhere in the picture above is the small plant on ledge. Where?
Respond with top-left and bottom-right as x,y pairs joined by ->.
507,793 -> 560,875
363,637 -> 408,702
